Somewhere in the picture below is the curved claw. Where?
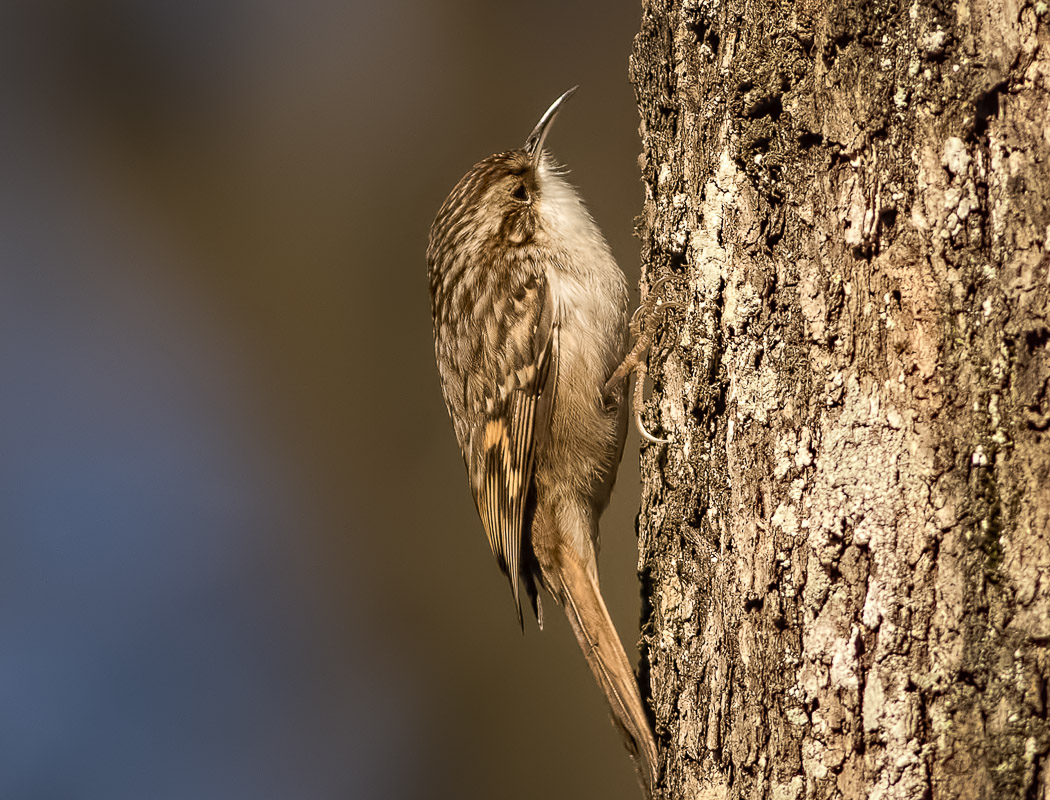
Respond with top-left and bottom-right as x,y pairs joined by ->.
631,284 -> 683,339
647,274 -> 676,297
632,358 -> 669,445
635,411 -> 669,445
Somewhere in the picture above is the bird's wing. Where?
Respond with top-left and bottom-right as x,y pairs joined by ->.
467,272 -> 558,624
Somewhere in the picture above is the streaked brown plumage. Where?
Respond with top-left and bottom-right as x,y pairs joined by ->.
427,88 -> 659,797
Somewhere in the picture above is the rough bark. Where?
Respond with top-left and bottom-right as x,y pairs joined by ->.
630,1 -> 1050,798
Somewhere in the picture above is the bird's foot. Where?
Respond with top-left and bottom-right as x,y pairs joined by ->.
605,276 -> 682,444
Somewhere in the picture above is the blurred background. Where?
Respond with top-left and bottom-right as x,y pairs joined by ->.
0,2 -> 649,798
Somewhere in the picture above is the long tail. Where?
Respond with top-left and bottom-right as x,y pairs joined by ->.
555,554 -> 659,798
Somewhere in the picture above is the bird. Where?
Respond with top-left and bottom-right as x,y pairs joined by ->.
426,87 -> 659,797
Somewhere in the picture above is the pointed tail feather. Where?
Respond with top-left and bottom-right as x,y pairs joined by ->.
555,555 -> 658,798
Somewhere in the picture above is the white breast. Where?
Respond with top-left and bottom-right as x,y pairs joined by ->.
536,162 -> 628,384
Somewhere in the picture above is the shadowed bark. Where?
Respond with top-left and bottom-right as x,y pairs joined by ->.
630,1 -> 1050,797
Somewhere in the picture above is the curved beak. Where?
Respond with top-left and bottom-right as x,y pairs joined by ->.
523,86 -> 578,167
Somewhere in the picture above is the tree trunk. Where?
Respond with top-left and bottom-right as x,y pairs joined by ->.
630,1 -> 1050,798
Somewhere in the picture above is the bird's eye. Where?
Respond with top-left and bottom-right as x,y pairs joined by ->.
511,183 -> 530,202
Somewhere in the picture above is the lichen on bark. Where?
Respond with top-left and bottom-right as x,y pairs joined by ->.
630,1 -> 1050,798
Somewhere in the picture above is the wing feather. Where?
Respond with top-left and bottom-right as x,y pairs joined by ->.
469,274 -> 557,623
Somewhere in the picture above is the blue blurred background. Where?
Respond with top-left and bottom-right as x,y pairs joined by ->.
0,2 -> 648,798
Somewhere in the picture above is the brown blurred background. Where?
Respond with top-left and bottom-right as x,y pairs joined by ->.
0,2 -> 649,798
